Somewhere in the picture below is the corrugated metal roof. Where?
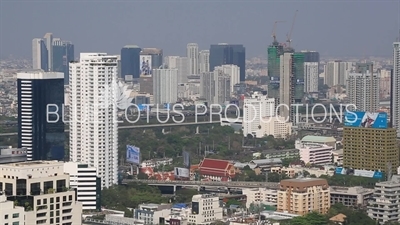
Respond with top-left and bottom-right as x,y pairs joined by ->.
301,135 -> 336,143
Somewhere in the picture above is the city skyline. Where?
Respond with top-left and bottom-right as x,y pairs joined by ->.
0,1 -> 398,59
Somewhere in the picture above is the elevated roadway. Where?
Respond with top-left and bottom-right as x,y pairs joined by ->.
122,179 -> 280,190
0,121 -> 220,137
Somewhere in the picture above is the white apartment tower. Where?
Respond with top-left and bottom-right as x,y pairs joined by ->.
392,42 -> 400,137
153,68 -> 178,105
243,92 -> 275,137
199,50 -> 210,73
187,43 -> 199,75
69,53 -> 119,189
214,64 -> 240,93
346,72 -> 379,112
304,62 -> 319,93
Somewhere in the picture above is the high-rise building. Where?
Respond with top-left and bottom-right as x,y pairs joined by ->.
392,42 -> 400,137
267,43 -> 284,104
324,61 -> 352,87
346,72 -> 379,112
141,48 -> 163,69
43,33 -> 53,71
200,72 -> 217,105
121,45 -> 141,80
69,53 -> 119,188
243,92 -> 275,138
0,161 -> 83,225
64,162 -> 101,211
368,175 -> 400,224
304,62 -> 319,93
17,71 -> 65,161
278,178 -> 330,216
52,39 -> 74,85
215,71 -> 231,105
187,43 -> 199,75
32,38 -> 49,70
176,57 -> 189,84
0,192 -> 25,225
279,52 -> 304,122
164,56 -> 179,69
188,194 -> 223,224
343,126 -> 398,175
199,50 -> 210,73
301,50 -> 320,64
214,64 -> 240,93
209,43 -> 246,82
153,69 -> 178,105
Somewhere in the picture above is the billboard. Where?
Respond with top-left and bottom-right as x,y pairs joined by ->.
344,111 -> 388,129
269,76 -> 280,85
296,79 -> 304,85
174,167 -> 190,178
140,55 -> 152,75
335,167 -> 384,179
126,145 -> 140,165
183,150 -> 190,168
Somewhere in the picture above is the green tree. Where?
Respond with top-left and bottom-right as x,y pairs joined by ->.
225,199 -> 242,208
289,212 -> 328,225
175,189 -> 198,203
137,172 -> 148,179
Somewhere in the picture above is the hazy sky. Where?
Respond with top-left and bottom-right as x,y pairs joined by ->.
0,0 -> 399,59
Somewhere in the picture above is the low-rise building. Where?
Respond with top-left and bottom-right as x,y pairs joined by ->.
134,203 -> 172,225
298,143 -> 334,165
271,166 -> 335,178
278,178 -> 330,216
332,149 -> 343,166
0,146 -> 26,164
242,188 -> 277,208
249,158 -> 282,172
233,162 -> 262,175
188,194 -> 223,225
262,149 -> 299,160
368,175 -> 400,224
330,186 -> 374,207
0,161 -> 82,225
197,158 -> 236,181
141,158 -> 173,168
297,135 -> 337,149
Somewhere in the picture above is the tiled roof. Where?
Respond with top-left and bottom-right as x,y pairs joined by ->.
140,167 -> 154,175
199,158 -> 230,170
250,158 -> 282,165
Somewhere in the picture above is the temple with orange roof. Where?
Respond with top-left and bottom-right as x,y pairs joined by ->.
196,158 -> 236,181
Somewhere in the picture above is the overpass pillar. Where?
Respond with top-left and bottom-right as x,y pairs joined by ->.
173,185 -> 176,194
195,126 -> 199,134
227,188 -> 231,195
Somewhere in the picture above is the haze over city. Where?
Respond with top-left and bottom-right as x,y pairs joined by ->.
0,0 -> 399,58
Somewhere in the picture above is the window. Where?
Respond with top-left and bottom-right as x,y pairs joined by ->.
50,198 -> 54,203
5,214 -> 9,219
12,213 -> 19,218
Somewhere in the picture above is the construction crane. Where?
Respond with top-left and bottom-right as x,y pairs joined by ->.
271,20 -> 286,44
286,10 -> 298,48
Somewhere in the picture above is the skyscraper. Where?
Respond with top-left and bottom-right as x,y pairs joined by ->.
32,38 -> 48,70
69,53 -> 119,189
176,57 -> 189,84
279,52 -> 305,122
17,71 -> 65,161
121,45 -> 141,80
346,72 -> 379,112
392,42 -> 400,137
53,39 -> 74,85
301,50 -> 320,64
187,43 -> 199,75
267,43 -> 284,103
43,33 -> 53,71
209,44 -> 246,82
153,68 -> 178,105
304,62 -> 319,93
214,64 -> 240,93
199,50 -> 210,73
324,61 -> 352,87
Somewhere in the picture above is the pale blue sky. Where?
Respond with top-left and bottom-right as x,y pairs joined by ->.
0,0 -> 398,58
